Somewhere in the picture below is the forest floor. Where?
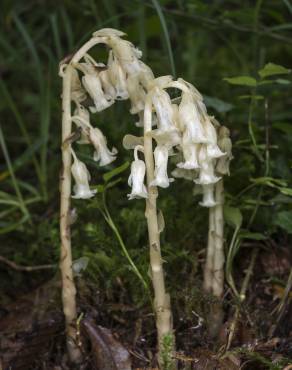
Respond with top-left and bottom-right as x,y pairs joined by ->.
0,242 -> 291,370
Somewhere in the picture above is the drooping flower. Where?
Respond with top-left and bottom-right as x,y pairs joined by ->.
138,61 -> 155,90
177,133 -> 200,170
150,145 -> 173,188
71,68 -> 87,102
127,74 -> 146,114
152,86 -> 177,133
107,36 -> 142,75
216,126 -> 233,175
127,146 -> 148,200
73,103 -> 90,144
71,150 -> 96,199
99,69 -> 116,100
195,146 -> 220,185
81,64 -> 114,112
179,92 -> 206,143
89,127 -> 117,166
199,184 -> 216,208
107,51 -> 129,100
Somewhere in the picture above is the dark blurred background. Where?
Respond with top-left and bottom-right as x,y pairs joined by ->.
0,0 -> 291,321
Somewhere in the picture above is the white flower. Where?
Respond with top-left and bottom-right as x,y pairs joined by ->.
82,71 -> 114,113
127,146 -> 148,200
99,69 -> 116,100
138,61 -> 155,90
73,104 -> 90,144
89,127 -> 117,166
71,150 -> 96,199
216,126 -> 233,175
107,51 -> 129,100
203,116 -> 219,145
177,133 -> 200,170
199,184 -> 216,208
71,68 -> 87,102
150,145 -> 173,188
108,36 -> 142,75
152,87 -> 177,133
127,74 -> 146,114
179,92 -> 206,143
206,143 -> 225,159
195,146 -> 220,185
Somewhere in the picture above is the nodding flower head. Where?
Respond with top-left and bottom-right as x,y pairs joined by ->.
127,74 -> 146,114
108,36 -> 142,75
152,86 -> 177,133
150,145 -> 173,188
81,65 -> 114,113
177,133 -> 200,170
107,51 -> 129,100
199,184 -> 216,208
195,146 -> 220,185
127,146 -> 148,200
89,127 -> 117,166
179,92 -> 206,143
71,150 -> 96,199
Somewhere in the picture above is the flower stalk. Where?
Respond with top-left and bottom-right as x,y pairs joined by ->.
60,64 -> 82,363
143,96 -> 175,368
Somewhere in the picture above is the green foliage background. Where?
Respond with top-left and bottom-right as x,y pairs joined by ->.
0,0 -> 291,308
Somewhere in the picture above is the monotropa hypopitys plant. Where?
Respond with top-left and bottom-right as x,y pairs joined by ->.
59,28 -> 232,368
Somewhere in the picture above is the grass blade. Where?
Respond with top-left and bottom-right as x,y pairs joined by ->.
150,0 -> 176,77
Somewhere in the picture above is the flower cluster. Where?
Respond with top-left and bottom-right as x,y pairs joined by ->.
60,28 -> 232,205
60,28 -> 152,199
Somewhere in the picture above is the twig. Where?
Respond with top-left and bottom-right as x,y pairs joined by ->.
0,255 -> 55,271
225,248 -> 258,351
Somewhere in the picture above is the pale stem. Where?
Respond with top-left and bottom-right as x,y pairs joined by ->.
60,64 -> 82,363
203,207 -> 215,293
59,36 -> 106,363
143,94 -> 174,366
212,179 -> 225,298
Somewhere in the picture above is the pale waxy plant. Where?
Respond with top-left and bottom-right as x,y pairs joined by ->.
59,27 -> 232,368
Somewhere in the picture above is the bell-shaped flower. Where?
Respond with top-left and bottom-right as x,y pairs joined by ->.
99,69 -> 116,100
127,74 -> 146,114
177,133 -> 200,170
195,146 -> 220,185
199,184 -> 216,208
152,87 -> 177,133
82,69 -> 114,113
138,61 -> 155,90
71,68 -> 87,102
216,126 -> 233,175
203,117 -> 218,144
127,147 -> 148,200
150,145 -> 173,188
108,36 -> 142,75
179,92 -> 206,143
73,104 -> 91,144
71,150 -> 96,199
206,143 -> 225,159
89,127 -> 117,166
107,51 -> 129,100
